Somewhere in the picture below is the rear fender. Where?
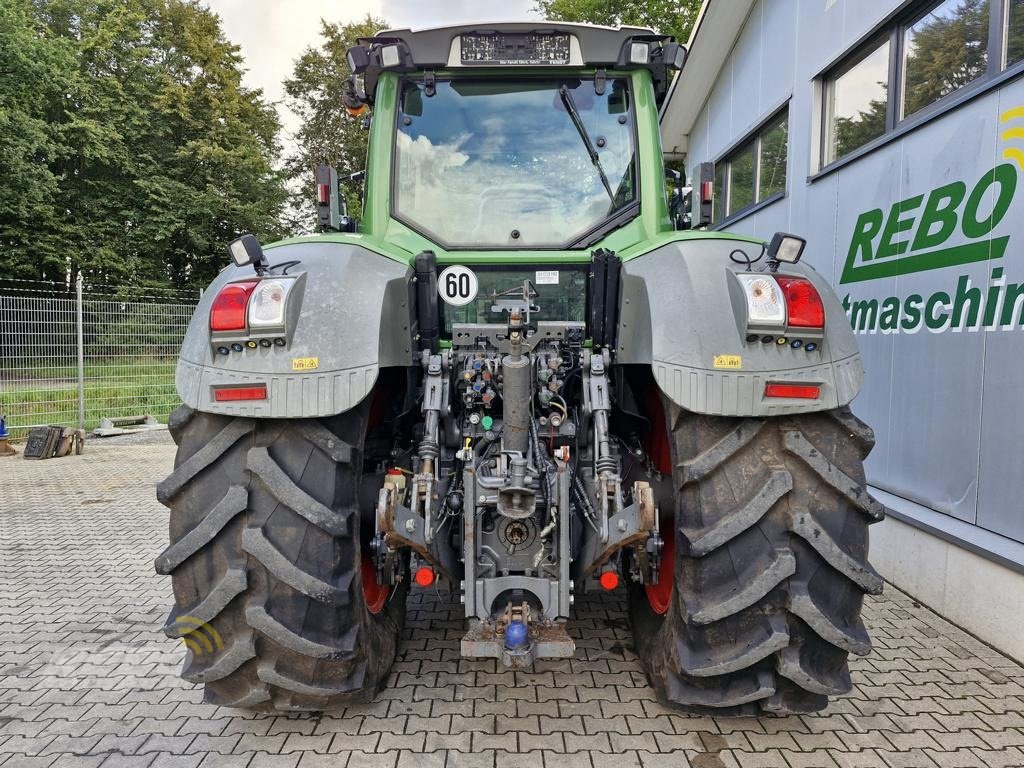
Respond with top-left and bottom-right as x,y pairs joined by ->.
176,240 -> 413,418
616,239 -> 863,417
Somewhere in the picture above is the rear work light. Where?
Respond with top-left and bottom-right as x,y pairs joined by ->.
735,273 -> 786,326
210,281 -> 258,331
248,278 -> 296,328
765,383 -> 820,399
213,385 -> 267,402
774,276 -> 825,328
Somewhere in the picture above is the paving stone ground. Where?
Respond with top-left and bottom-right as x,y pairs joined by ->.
2,432 -> 1024,768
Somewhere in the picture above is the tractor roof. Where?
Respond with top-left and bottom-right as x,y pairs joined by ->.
364,22 -> 668,69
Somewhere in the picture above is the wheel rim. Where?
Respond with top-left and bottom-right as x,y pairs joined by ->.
643,383 -> 675,615
361,554 -> 389,614
645,522 -> 674,615
361,379 -> 394,616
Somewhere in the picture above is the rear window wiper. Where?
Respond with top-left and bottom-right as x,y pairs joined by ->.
559,85 -> 615,204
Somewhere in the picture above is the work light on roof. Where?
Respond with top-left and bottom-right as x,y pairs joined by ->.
628,41 -> 650,64
663,42 -> 686,70
380,44 -> 402,68
346,46 -> 370,74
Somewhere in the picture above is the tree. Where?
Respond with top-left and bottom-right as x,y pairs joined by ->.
0,0 -> 288,288
284,15 -> 387,232
833,93 -> 887,160
903,0 -> 989,116
534,0 -> 702,44
0,0 -> 75,281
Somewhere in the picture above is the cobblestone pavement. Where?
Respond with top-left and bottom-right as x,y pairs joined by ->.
2,433 -> 1024,768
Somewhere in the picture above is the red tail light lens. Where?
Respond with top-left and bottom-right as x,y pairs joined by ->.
213,385 -> 267,402
210,281 -> 258,331
700,180 -> 713,204
774,276 -> 824,328
765,383 -> 820,399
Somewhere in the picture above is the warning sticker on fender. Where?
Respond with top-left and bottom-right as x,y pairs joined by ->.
713,354 -> 742,370
292,357 -> 319,371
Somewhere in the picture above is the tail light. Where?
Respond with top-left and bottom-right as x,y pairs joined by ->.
700,179 -> 713,204
735,273 -> 786,326
210,281 -> 258,331
765,383 -> 820,399
774,276 -> 825,328
248,279 -> 295,328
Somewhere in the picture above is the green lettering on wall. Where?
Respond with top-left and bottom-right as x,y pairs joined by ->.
951,275 -> 982,328
846,209 -> 884,265
877,195 -> 924,260
879,297 -> 901,330
901,294 -> 924,330
1000,282 -> 1024,326
963,163 -> 1017,238
840,238 -> 1007,283
851,299 -> 879,331
925,292 -> 951,330
912,181 -> 967,251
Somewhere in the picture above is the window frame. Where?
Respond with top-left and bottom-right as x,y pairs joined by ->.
711,102 -> 790,228
815,0 -> 1022,176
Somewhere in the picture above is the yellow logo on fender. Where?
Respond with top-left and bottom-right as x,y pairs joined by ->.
713,354 -> 742,370
292,357 -> 319,371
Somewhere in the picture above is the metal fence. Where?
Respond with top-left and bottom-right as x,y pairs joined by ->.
0,277 -> 200,440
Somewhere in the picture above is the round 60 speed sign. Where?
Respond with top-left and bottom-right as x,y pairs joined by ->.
437,265 -> 478,307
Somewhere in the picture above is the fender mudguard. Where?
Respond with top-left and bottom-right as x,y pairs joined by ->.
617,239 -> 863,417
176,240 -> 413,418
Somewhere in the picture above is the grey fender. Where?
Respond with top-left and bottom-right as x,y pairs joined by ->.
616,239 -> 863,417
176,240 -> 413,418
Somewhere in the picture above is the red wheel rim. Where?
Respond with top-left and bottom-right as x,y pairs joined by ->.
643,383 -> 675,615
361,555 -> 389,614
645,524 -> 674,615
360,379 -> 394,615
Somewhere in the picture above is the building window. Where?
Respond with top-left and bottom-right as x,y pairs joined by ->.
818,0 -> 1024,169
713,107 -> 789,223
824,38 -> 891,166
1008,0 -> 1024,65
902,0 -> 990,118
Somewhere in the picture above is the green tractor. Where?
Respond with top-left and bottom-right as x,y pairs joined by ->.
156,22 -> 882,715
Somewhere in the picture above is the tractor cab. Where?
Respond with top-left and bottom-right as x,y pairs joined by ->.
335,23 -> 689,255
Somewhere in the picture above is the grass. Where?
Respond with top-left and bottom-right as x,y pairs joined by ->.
0,358 -> 181,439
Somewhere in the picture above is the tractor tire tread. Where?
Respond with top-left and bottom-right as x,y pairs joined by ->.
630,404 -> 881,716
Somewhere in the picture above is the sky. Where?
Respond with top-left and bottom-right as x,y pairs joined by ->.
202,0 -> 542,144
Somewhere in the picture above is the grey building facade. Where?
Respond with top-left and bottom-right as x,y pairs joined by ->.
661,0 -> 1024,658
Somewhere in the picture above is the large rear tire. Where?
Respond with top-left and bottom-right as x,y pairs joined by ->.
629,394 -> 884,715
155,400 -> 407,712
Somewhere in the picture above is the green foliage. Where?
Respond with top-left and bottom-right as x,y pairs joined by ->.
284,15 -> 387,232
833,95 -> 887,160
903,0 -> 989,117
0,0 -> 288,288
0,0 -> 75,280
533,0 -> 702,43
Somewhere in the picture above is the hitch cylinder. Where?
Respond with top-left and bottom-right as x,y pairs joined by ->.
501,353 -> 531,453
